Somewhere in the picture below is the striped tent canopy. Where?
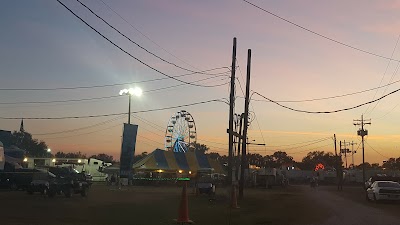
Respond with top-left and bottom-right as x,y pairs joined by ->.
133,149 -> 225,174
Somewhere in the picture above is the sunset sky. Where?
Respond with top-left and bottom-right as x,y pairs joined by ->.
1,0 -> 400,165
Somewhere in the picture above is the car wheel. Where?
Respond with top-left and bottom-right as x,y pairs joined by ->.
80,187 -> 88,197
41,187 -> 48,196
10,183 -> 18,191
64,187 -> 73,198
27,188 -> 34,195
48,190 -> 56,198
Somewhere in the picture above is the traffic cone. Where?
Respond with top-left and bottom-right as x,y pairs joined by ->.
230,185 -> 240,209
174,181 -> 193,224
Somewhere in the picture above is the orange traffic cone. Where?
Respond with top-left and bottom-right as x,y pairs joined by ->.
230,185 -> 240,209
174,181 -> 193,224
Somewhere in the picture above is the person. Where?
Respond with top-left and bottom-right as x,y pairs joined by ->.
110,173 -> 116,186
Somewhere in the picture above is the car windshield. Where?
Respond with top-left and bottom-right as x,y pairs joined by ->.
377,182 -> 400,188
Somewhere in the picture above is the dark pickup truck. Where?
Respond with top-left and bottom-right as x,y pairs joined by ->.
0,168 -> 42,190
46,167 -> 90,197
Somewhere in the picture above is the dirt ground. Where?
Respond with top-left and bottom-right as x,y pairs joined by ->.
0,184 -> 328,225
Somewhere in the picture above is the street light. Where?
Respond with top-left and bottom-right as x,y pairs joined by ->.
47,148 -> 51,153
119,87 -> 142,124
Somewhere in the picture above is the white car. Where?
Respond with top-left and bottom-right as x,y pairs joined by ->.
366,181 -> 400,202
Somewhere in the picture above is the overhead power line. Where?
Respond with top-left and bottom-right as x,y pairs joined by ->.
0,68 -> 229,91
252,87 -> 400,114
98,0 -> 200,71
265,137 -> 332,148
0,99 -> 226,120
242,0 -> 400,62
76,0 -> 227,76
33,115 -> 126,135
364,34 -> 400,115
0,76 -> 229,105
244,77 -> 400,103
56,0 -> 226,88
365,140 -> 390,159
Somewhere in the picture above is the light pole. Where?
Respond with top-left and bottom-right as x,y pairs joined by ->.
119,87 -> 142,124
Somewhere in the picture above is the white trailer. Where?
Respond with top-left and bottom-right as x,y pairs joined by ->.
25,157 -> 111,181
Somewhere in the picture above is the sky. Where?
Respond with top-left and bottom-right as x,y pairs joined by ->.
1,0 -> 400,165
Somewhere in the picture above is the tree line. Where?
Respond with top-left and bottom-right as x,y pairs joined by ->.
8,131 -> 389,169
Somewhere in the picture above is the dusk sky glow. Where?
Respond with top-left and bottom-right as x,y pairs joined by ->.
2,0 -> 400,164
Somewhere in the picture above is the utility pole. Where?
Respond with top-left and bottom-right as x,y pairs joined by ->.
239,49 -> 251,198
338,141 -> 343,191
334,134 -> 337,156
227,37 -> 237,185
353,115 -> 371,185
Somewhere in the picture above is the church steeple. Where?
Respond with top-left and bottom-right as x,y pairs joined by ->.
20,119 -> 25,132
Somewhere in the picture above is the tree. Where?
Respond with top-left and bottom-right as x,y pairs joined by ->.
133,152 -> 148,163
299,151 -> 336,170
190,142 -> 209,154
55,151 -> 86,159
382,157 -> 400,170
271,151 -> 294,167
89,153 -> 114,163
10,131 -> 50,157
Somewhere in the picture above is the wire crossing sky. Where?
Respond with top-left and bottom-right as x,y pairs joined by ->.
1,0 -> 400,163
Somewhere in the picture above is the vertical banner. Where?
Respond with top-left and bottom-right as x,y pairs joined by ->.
120,123 -> 138,178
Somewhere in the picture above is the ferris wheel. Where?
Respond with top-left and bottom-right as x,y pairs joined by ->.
165,110 -> 197,153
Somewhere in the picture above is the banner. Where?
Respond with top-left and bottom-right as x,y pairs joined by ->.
120,123 -> 138,178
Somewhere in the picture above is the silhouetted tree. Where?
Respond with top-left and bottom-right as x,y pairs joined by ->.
89,153 -> 114,163
133,152 -> 148,163
10,131 -> 49,157
298,151 -> 336,170
190,142 -> 210,154
55,151 -> 86,158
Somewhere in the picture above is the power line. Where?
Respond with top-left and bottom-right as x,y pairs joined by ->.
0,76 -> 229,105
33,115 -> 126,135
0,69 -> 229,91
0,99 -> 226,120
242,0 -> 400,62
289,143 -> 333,154
279,137 -> 331,151
365,140 -> 390,159
243,77 -> 400,103
252,87 -> 400,114
98,0 -> 201,71
364,34 -> 400,115
56,0 -> 226,88
265,137 -> 332,148
77,0 -> 227,76
237,60 -> 268,154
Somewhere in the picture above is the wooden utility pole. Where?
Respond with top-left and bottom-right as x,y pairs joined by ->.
239,49 -> 251,198
334,134 -> 337,156
228,37 -> 237,185
235,114 -> 244,182
353,115 -> 371,185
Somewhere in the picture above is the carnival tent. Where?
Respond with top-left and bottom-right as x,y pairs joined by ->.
132,149 -> 225,174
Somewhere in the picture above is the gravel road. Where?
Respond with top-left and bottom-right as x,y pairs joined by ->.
305,186 -> 399,225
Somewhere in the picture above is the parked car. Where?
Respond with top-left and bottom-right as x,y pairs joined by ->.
47,166 -> 90,197
0,168 -> 41,190
27,170 -> 59,197
365,175 -> 400,189
366,181 -> 400,202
